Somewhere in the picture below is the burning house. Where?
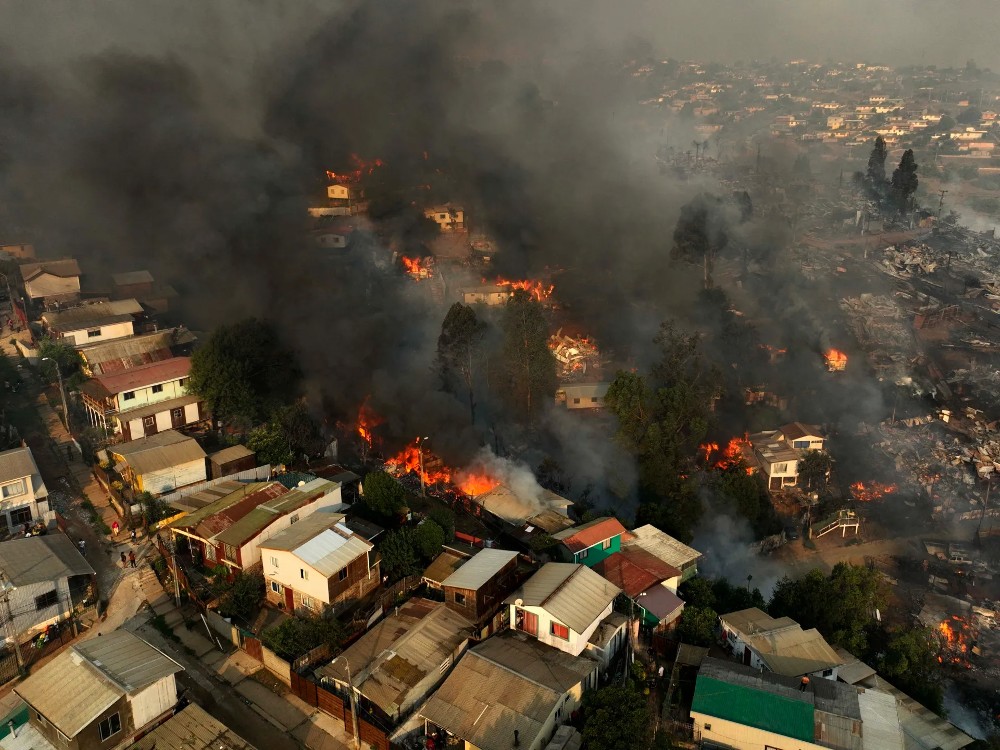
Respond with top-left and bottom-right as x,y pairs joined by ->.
548,329 -> 602,380
824,348 -> 848,372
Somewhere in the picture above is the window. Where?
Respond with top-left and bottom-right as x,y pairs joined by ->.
514,608 -> 538,636
591,397 -> 599,403
142,416 -> 156,429
205,544 -> 216,562
338,568 -> 348,581
602,539 -> 612,550
550,622 -> 569,640
151,384 -> 163,394
224,544 -> 237,562
99,713 -> 121,741
302,596 -> 313,609
269,556 -> 279,568
1,480 -> 25,499
34,590 -> 58,610
122,391 -> 136,401
9,507 -> 31,526
773,462 -> 788,474
705,724 -> 712,732
792,440 -> 809,449
454,592 -> 466,606
300,569 -> 309,580
171,408 -> 184,421
573,398 -> 580,404
270,581 -> 281,593
178,378 -> 187,387
822,668 -> 834,677
87,328 -> 101,338
577,548 -> 589,560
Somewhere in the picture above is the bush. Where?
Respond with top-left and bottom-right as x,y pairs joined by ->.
412,519 -> 445,559
215,571 -> 264,623
362,471 -> 406,518
427,507 -> 456,541
261,614 -> 344,661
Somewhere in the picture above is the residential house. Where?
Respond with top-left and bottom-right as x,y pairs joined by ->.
415,632 -> 595,750
77,327 -> 197,378
207,445 -> 256,479
869,675 -> 974,750
311,218 -> 356,249
554,382 -> 610,410
40,300 -> 144,347
748,430 -> 802,490
422,544 -> 474,590
594,547 -> 685,630
552,516 -> 628,566
261,511 -> 378,614
780,422 -> 826,451
0,243 -> 34,260
107,430 -> 207,496
461,285 -> 513,306
110,271 -> 177,315
81,357 -> 204,440
128,704 -> 257,750
720,607 -> 843,679
505,563 -> 625,666
472,483 -> 573,531
439,548 -> 520,635
424,204 -> 465,231
18,259 -> 81,306
0,446 -> 50,531
0,534 -> 94,645
316,598 -> 472,725
690,657 -> 901,750
622,524 -> 701,582
15,630 -> 183,750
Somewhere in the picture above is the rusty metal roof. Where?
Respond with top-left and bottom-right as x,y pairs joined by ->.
551,516 -> 628,553
593,548 -> 680,597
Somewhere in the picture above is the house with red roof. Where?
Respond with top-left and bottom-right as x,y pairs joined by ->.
81,356 -> 205,441
594,547 -> 685,630
551,516 -> 629,567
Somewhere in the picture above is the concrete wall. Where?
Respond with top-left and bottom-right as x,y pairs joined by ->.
139,458 -> 206,496
691,713 -> 827,750
510,601 -> 613,658
61,321 -> 133,347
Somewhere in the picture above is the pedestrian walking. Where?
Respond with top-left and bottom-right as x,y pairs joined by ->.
77,539 -> 86,555
128,551 -> 136,568
658,665 -> 665,680
112,521 -> 119,537
120,551 -> 127,567
130,529 -> 137,543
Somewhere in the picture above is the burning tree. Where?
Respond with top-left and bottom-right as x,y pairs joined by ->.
326,153 -> 385,184
501,290 -> 557,426
355,398 -> 383,462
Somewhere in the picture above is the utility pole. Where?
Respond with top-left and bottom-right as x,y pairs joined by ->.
937,189 -> 948,218
416,436 -> 429,498
41,357 -> 70,436
978,479 -> 991,538
0,578 -> 24,673
338,657 -> 361,750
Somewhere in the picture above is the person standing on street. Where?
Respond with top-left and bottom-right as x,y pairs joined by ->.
77,539 -> 86,555
120,551 -> 127,568
112,521 -> 119,537
128,551 -> 136,568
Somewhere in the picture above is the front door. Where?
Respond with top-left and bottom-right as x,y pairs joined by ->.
743,647 -> 752,666
284,587 -> 294,610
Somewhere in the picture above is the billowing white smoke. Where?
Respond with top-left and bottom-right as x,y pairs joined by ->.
458,447 -> 551,516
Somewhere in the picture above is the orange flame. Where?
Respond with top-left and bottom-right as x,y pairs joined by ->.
938,615 -> 975,668
486,277 -> 554,302
402,256 -> 433,279
456,471 -> 499,497
385,442 -> 453,487
699,442 -> 719,463
850,481 -> 897,502
824,349 -> 848,371
356,398 -> 382,448
702,437 -> 755,475
326,154 -> 385,184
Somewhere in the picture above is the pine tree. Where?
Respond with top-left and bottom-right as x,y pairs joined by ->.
890,149 -> 919,212
866,136 -> 888,202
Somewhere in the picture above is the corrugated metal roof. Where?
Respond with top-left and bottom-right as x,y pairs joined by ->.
418,634 -> 594,750
871,676 -> 974,750
0,534 -> 94,586
858,688 -> 905,750
213,481 -> 338,547
833,647 -> 878,686
92,357 -> 191,396
474,484 -> 573,526
318,601 -> 471,716
260,512 -> 346,551
112,270 -> 154,286
504,563 -> 619,634
80,327 -> 195,372
14,631 -> 181,739
41,300 -> 142,332
129,704 -> 257,750
294,526 -> 371,577
624,525 -> 701,570
422,551 -> 468,586
195,483 -> 288,541
440,549 -> 518,591
112,430 -> 206,476
692,674 -> 815,743
721,607 -> 842,677
637,585 -> 684,623
551,517 -> 627,553
781,422 -> 824,442
593,548 -> 680,597
20,259 -> 81,281
166,480 -> 254,518
0,446 -> 41,486
209,445 -> 255,465
721,607 -> 795,638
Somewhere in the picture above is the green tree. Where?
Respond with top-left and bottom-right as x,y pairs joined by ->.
715,467 -> 777,537
582,685 -> 650,750
890,149 -> 919,212
798,451 -> 832,491
876,627 -> 943,714
137,491 -> 169,527
501,290 -> 556,425
362,471 -> 406,518
677,606 -> 718,646
215,571 -> 263,624
866,136 -> 888,202
274,402 -> 324,459
261,613 -> 344,661
437,303 -> 487,424
427,507 -> 456,541
671,193 -> 729,288
36,336 -> 80,383
378,528 -> 421,580
957,106 -> 982,125
188,318 -> 302,428
678,577 -> 716,609
246,422 -> 294,466
605,322 -> 721,542
412,519 -> 445,559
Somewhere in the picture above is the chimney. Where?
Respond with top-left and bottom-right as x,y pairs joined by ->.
513,730 -> 520,747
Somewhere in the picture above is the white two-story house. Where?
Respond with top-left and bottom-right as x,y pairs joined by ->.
0,446 -> 50,532
504,562 -> 625,667
40,299 -> 143,347
81,356 -> 205,440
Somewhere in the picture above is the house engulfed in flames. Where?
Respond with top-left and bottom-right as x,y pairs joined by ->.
937,614 -> 977,667
548,329 -> 602,380
824,348 -> 848,372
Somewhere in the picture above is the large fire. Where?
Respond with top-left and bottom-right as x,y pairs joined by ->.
937,615 -> 976,667
356,398 -> 382,449
455,471 -> 499,497
326,154 -> 385,184
486,277 -> 555,302
824,349 -> 848,372
849,481 -> 897,502
402,256 -> 433,279
385,441 -> 501,498
701,437 -> 755,475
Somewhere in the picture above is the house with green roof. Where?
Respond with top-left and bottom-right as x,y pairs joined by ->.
690,657 -> 903,750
